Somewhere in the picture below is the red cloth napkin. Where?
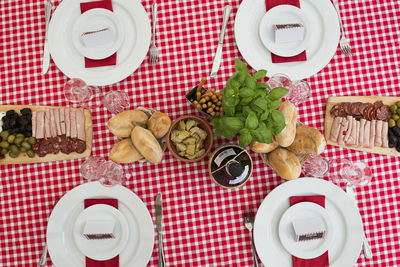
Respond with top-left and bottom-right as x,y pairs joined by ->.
84,198 -> 119,267
265,0 -> 307,63
80,0 -> 117,68
289,195 -> 329,267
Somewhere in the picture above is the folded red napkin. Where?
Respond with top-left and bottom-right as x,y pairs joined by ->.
80,0 -> 117,68
84,198 -> 119,267
265,0 -> 307,63
289,195 -> 329,267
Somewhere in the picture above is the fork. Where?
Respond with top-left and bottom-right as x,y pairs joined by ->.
333,0 -> 352,56
244,210 -> 259,267
149,2 -> 159,65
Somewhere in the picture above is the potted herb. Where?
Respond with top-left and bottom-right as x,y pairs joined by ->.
211,59 -> 289,147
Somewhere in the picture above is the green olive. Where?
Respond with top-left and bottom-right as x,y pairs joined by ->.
389,119 -> 396,128
392,114 -> 400,121
1,148 -> 8,155
7,135 -> 15,143
21,142 -> 31,149
396,101 -> 400,108
9,144 -> 20,155
26,150 -> 35,158
16,133 -> 24,138
397,120 -> 400,128
20,147 -> 28,152
397,109 -> 400,116
0,141 -> 9,149
0,131 -> 9,140
390,105 -> 398,114
27,137 -> 36,145
8,151 -> 18,158
14,136 -> 24,146
24,137 -> 29,142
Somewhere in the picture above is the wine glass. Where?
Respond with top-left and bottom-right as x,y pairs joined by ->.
102,90 -> 130,114
302,154 -> 330,178
63,78 -> 99,107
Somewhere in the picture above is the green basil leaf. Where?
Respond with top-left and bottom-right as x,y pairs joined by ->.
270,123 -> 286,136
214,127 -> 223,136
239,128 -> 250,136
253,97 -> 269,110
260,109 -> 270,121
224,87 -> 235,97
271,110 -> 285,125
242,106 -> 253,117
256,82 -> 269,89
237,72 -> 247,83
250,102 -> 263,113
245,112 -> 259,130
251,124 -> 272,144
223,127 -> 237,140
223,96 -> 238,107
245,76 -> 257,89
237,113 -> 247,122
235,58 -> 250,74
222,117 -> 244,131
238,87 -> 255,98
267,87 -> 289,100
223,106 -> 235,116
254,69 -> 267,80
240,96 -> 253,105
239,131 -> 252,147
269,99 -> 282,110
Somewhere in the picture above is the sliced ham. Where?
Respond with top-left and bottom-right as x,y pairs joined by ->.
369,120 -> 376,149
54,109 -> 62,136
66,109 -> 71,137
44,110 -> 51,139
330,117 -> 343,142
347,117 -> 357,145
338,118 -> 348,146
76,109 -> 86,141
49,109 -> 57,137
60,108 -> 66,135
36,111 -> 45,139
382,121 -> 389,148
70,110 -> 77,138
359,119 -> 366,147
344,116 -> 353,143
375,120 -> 383,147
363,121 -> 370,148
32,111 -> 37,138
355,121 -> 360,147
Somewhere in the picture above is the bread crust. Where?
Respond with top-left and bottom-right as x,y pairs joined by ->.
250,138 -> 279,154
109,139 -> 144,163
131,126 -> 163,163
288,125 -> 326,155
148,111 -> 171,138
267,148 -> 301,180
275,102 -> 298,147
107,110 -> 148,138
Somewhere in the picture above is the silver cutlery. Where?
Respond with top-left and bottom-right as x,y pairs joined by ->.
345,182 -> 372,259
244,210 -> 259,267
332,0 -> 353,56
155,193 -> 165,267
39,200 -> 58,266
149,2 -> 159,65
41,1 -> 52,75
209,5 -> 232,78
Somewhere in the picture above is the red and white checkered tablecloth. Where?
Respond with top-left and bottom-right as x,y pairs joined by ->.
1,0 -> 400,266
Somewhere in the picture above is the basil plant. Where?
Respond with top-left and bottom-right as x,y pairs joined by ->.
211,59 -> 289,147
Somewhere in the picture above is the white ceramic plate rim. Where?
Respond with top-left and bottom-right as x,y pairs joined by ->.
278,202 -> 333,259
72,8 -> 125,60
73,204 -> 129,261
48,0 -> 151,86
235,0 -> 340,80
47,182 -> 154,267
259,5 -> 307,57
253,178 -> 363,267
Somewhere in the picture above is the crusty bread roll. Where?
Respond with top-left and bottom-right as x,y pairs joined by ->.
107,110 -> 148,138
275,102 -> 298,147
109,139 -> 144,163
288,125 -> 326,155
267,148 -> 301,180
148,111 -> 171,138
250,137 -> 279,154
131,126 -> 163,163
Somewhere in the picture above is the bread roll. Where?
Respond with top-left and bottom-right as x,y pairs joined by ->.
148,111 -> 171,138
267,148 -> 301,180
250,137 -> 279,154
131,126 -> 163,163
109,139 -> 144,163
275,102 -> 298,147
288,125 -> 326,155
107,110 -> 148,138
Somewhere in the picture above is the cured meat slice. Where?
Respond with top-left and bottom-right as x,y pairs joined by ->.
330,104 -> 342,117
70,110 -> 77,138
347,117 -> 357,145
370,120 -> 376,149
330,117 -> 343,142
32,111 -> 36,138
374,101 -> 384,108
44,110 -> 51,139
49,109 -> 57,137
382,122 -> 389,148
54,109 -> 62,136
355,121 -> 360,147
36,111 -> 45,139
375,120 -> 383,147
76,109 -> 86,141
363,121 -> 370,148
60,108 -> 66,135
359,103 -> 370,115
344,116 -> 353,143
359,119 -> 366,147
66,109 -> 71,137
351,102 -> 362,116
338,118 -> 348,146
343,102 -> 351,115
376,106 -> 390,121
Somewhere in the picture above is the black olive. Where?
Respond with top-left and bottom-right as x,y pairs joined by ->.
6,110 -> 16,116
20,108 -> 32,115
2,124 -> 9,130
19,118 -> 28,126
392,127 -> 400,137
24,131 -> 32,137
1,116 -> 7,122
27,125 -> 32,131
25,114 -> 32,120
9,128 -> 17,134
389,134 -> 397,148
396,144 -> 400,152
10,113 -> 19,120
9,120 -> 16,128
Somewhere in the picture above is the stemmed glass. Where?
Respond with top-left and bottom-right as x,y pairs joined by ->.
267,73 -> 311,106
80,156 -> 125,186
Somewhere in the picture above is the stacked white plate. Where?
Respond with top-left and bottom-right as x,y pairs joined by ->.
235,0 -> 340,80
48,0 -> 151,86
254,178 -> 363,266
47,182 -> 154,267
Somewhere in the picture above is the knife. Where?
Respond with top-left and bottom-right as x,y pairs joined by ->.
41,1 -> 52,75
209,5 -> 232,78
155,193 -> 165,267
345,182 -> 373,259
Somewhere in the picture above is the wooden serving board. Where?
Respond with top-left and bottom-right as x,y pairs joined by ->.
0,105 -> 92,164
325,96 -> 400,157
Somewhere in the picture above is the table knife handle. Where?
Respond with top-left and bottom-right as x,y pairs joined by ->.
158,233 -> 165,267
39,244 -> 47,266
218,5 -> 232,44
44,2 -> 52,39
363,234 -> 372,259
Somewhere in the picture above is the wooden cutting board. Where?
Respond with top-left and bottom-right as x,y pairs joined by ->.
0,105 -> 92,164
325,96 -> 400,156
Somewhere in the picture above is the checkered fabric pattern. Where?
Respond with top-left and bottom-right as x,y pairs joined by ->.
1,0 -> 400,266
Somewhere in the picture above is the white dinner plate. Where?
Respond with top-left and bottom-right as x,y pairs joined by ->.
48,0 -> 151,86
47,182 -> 154,267
235,0 -> 340,80
254,178 -> 363,267
72,8 -> 124,60
278,202 -> 333,259
73,204 -> 129,261
259,5 -> 307,57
